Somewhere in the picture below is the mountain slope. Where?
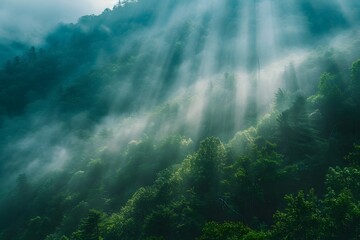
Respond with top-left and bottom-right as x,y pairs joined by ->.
1,0 -> 360,239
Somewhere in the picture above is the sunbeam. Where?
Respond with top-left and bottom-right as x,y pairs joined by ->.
1,0 -> 360,239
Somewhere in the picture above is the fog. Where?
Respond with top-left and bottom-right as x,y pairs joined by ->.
1,0 -> 360,196
0,0 -> 118,44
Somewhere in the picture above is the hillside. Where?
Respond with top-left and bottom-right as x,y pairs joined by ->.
1,0 -> 360,239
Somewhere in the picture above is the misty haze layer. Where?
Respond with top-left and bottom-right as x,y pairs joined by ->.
1,0 -> 360,191
0,0 -> 118,64
0,0 -> 118,41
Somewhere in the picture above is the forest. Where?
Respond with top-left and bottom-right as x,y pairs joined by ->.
0,0 -> 360,239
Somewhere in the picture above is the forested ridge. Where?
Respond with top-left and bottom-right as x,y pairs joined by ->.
1,0 -> 360,239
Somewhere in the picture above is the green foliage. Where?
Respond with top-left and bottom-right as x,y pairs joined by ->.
344,144 -> 360,166
323,189 -> 360,239
199,221 -> 268,240
223,141 -> 287,223
326,166 -> 360,199
45,234 -> 69,240
73,210 -> 102,240
270,164 -> 360,240
192,137 -> 226,194
277,96 -> 318,162
350,60 -> 360,106
227,127 -> 257,157
23,216 -> 52,240
318,73 -> 342,100
103,187 -> 157,239
274,89 -> 291,113
351,59 -> 360,79
271,190 -> 326,240
199,221 -> 251,240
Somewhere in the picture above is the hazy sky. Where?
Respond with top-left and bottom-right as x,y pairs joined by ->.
0,0 -> 118,43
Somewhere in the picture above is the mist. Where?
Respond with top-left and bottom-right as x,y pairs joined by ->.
1,0 -> 360,239
0,0 -> 119,41
1,0 -> 360,189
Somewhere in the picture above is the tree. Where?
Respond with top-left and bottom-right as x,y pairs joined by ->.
277,96 -> 318,162
343,144 -> 360,166
323,189 -> 360,239
222,141 -> 286,224
199,221 -> 267,240
73,210 -> 102,240
351,59 -> 360,104
191,137 -> 226,197
23,216 -> 52,240
271,190 -> 326,240
27,46 -> 37,61
348,59 -> 360,137
311,73 -> 346,137
318,73 -> 342,100
284,63 -> 299,92
323,165 -> 360,239
274,89 -> 290,113
199,221 -> 251,240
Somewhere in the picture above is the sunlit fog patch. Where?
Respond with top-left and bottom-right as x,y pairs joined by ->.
234,72 -> 252,126
93,114 -> 150,153
257,0 -> 278,63
0,121 -> 71,186
256,51 -> 309,110
25,147 -> 70,177
233,1 -> 251,70
328,30 -> 360,56
183,80 -> 209,136
45,147 -> 70,171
